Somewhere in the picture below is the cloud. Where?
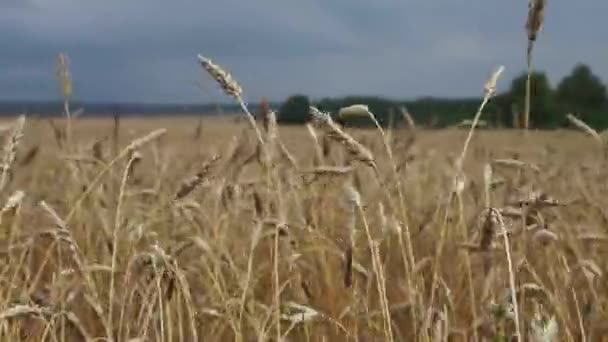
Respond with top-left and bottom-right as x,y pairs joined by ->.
1,0 -> 607,102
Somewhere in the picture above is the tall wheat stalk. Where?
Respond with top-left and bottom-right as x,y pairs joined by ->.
197,55 -> 265,149
0,116 -> 25,195
425,66 -> 504,334
56,53 -> 73,146
524,0 -> 546,130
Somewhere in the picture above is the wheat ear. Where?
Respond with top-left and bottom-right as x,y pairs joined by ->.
197,55 -> 265,149
566,114 -> 602,145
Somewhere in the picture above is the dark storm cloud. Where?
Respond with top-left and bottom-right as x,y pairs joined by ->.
0,0 -> 607,102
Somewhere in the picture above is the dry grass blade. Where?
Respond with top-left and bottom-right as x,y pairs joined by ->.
456,119 -> 487,128
484,65 -> 505,98
277,140 -> 298,170
19,145 -> 39,167
533,229 -> 558,245
56,53 -> 74,145
495,211 -> 522,342
301,165 -> 353,176
124,128 -> 166,154
47,118 -> 65,148
399,106 -> 416,129
0,304 -> 53,320
56,53 -> 73,99
566,113 -> 602,144
492,159 -> 541,172
305,123 -> 324,165
0,115 -> 25,193
2,190 -> 24,212
40,201 -> 68,233
281,302 -> 321,323
578,233 -> 608,243
344,245 -> 353,287
458,65 -> 504,168
479,209 -> 497,252
64,128 -> 167,224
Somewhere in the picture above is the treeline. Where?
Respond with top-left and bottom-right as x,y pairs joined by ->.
277,63 -> 608,129
0,102 -> 242,117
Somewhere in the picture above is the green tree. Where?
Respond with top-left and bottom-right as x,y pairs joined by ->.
278,95 -> 310,124
556,64 -> 607,111
509,71 -> 558,127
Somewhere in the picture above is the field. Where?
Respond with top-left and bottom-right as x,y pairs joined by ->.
0,113 -> 606,342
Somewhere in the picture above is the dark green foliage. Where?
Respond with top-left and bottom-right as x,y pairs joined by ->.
556,64 -> 607,122
278,95 -> 310,124
508,71 -> 562,128
277,63 -> 608,129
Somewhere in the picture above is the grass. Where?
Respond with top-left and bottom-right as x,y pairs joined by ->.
0,112 -> 606,341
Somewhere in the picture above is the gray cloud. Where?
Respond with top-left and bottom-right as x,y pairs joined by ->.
1,0 -> 607,103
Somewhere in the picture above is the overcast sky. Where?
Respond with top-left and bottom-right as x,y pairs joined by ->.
0,0 -> 606,103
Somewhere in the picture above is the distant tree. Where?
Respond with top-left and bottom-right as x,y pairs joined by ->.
278,95 -> 310,124
509,71 -> 558,127
556,64 -> 607,111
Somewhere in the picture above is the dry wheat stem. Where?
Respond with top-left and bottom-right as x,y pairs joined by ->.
197,55 -> 266,150
399,106 -> 416,130
108,151 -> 139,339
0,116 -> 25,195
524,0 -> 545,130
361,106 -> 420,327
495,211 -> 522,342
459,66 -> 504,169
56,53 -> 73,147
277,140 -> 298,170
306,124 -> 326,169
357,204 -> 394,342
64,128 -> 166,224
566,113 -> 602,145
426,66 -> 504,333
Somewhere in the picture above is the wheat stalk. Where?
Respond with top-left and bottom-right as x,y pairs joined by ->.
399,106 -> 416,130
492,158 -> 541,172
197,55 -> 265,149
56,53 -> 73,146
64,128 -> 167,224
458,66 -> 504,169
524,0 -> 546,130
425,66 -> 504,335
566,113 -> 602,145
0,115 -> 25,195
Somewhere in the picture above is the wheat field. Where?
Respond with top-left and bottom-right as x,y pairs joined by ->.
0,111 -> 606,341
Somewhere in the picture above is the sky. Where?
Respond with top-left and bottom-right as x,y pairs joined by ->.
0,0 -> 606,103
